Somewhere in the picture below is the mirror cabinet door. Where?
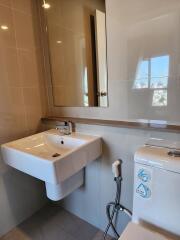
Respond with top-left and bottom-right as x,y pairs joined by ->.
40,0 -> 108,107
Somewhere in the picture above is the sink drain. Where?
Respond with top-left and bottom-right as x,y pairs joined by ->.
52,153 -> 61,157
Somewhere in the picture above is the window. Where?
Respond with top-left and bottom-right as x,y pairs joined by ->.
133,55 -> 169,106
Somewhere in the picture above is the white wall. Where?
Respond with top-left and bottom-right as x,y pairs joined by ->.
50,0 -> 180,123
44,0 -> 180,237
58,124 -> 180,236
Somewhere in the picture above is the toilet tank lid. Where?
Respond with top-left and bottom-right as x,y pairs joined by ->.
145,138 -> 180,150
134,139 -> 180,174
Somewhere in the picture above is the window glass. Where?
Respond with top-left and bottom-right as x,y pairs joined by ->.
133,60 -> 148,88
150,56 -> 169,88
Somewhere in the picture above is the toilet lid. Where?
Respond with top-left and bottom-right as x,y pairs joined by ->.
119,223 -> 173,240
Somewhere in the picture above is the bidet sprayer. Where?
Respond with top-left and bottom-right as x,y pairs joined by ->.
112,160 -> 121,178
104,160 -> 132,240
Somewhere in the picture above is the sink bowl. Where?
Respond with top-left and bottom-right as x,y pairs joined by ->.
1,129 -> 102,200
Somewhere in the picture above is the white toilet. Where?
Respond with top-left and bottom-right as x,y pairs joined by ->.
119,139 -> 180,240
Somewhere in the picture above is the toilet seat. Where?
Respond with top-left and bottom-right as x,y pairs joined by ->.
119,222 -> 172,240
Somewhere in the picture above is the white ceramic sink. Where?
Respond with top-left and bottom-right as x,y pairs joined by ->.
1,129 -> 102,200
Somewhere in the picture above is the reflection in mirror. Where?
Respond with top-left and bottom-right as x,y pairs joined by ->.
133,55 -> 169,106
125,5 -> 180,122
41,0 -> 108,107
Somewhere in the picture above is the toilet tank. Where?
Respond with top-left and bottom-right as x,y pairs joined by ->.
132,139 -> 180,236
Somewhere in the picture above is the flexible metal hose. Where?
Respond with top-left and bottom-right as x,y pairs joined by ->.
104,177 -> 132,240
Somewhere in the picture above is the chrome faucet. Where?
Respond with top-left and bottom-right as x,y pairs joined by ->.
56,121 -> 73,135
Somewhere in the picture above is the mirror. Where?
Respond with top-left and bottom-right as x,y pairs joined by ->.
40,0 -> 108,107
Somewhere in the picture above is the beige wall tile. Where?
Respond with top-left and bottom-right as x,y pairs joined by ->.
0,87 -> 27,140
11,0 -> 33,15
0,0 -> 11,7
0,47 -> 21,87
22,87 -> 43,134
13,10 -> 36,49
0,0 -> 48,237
0,5 -> 16,48
18,49 -> 40,87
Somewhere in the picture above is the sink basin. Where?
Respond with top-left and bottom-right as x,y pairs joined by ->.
1,129 -> 102,200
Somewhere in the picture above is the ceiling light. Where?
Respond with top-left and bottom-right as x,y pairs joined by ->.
42,3 -> 51,9
1,25 -> 8,30
57,41 -> 62,44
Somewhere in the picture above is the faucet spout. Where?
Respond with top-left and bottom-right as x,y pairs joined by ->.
56,121 -> 74,135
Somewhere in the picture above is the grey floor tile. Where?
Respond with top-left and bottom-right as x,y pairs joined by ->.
0,228 -> 30,240
0,204 -> 112,240
71,222 -> 99,240
49,208 -> 99,240
41,221 -> 76,240
92,231 -> 113,240
18,213 -> 45,240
